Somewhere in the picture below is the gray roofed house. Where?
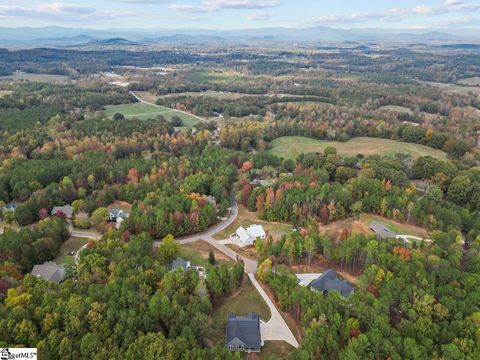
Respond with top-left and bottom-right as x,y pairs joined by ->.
31,262 -> 65,283
51,204 -> 74,218
370,221 -> 397,240
309,269 -> 354,297
225,313 -> 262,353
170,257 -> 191,271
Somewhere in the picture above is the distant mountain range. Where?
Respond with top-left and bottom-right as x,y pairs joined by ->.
1,26 -> 479,48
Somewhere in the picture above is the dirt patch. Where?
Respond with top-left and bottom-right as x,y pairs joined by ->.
107,201 -> 132,211
290,257 -> 362,284
225,243 -> 258,260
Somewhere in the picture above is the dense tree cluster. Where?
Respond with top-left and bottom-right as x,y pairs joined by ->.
0,232 -> 244,359
262,230 -> 480,359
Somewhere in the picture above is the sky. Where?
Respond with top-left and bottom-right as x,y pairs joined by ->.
0,0 -> 479,29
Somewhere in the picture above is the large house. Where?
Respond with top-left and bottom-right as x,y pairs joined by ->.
51,204 -> 74,219
235,224 -> 266,246
31,262 -> 65,283
169,257 -> 206,279
225,313 -> 262,353
108,208 -> 128,228
309,269 -> 354,297
370,221 -> 397,240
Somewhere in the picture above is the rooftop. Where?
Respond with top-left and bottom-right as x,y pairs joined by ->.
32,262 -> 65,283
310,269 -> 354,297
225,313 -> 261,350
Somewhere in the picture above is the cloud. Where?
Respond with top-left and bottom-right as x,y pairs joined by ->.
110,0 -> 172,3
445,0 -> 463,6
0,2 -> 135,23
312,1 -> 480,26
247,11 -> 278,21
171,0 -> 281,13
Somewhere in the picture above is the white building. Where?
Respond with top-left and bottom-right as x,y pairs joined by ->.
235,224 -> 266,246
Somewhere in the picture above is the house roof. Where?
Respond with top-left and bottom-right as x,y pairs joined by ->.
225,313 -> 261,349
51,204 -> 74,217
370,221 -> 397,239
236,226 -> 252,244
32,262 -> 65,283
247,224 -> 265,239
170,257 -> 191,270
109,208 -> 128,219
310,269 -> 354,297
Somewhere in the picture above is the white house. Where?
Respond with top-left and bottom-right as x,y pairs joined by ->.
235,224 -> 266,246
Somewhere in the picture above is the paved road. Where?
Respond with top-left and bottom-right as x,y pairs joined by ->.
248,274 -> 299,348
129,91 -> 207,123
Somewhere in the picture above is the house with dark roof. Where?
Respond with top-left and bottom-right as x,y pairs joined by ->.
370,221 -> 397,240
169,257 -> 206,279
31,262 -> 65,283
225,313 -> 262,353
309,269 -> 354,297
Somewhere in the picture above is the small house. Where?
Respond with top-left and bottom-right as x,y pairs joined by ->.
32,262 -> 65,283
370,221 -> 397,240
225,313 -> 262,353
310,269 -> 354,297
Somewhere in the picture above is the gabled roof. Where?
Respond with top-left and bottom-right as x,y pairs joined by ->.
236,226 -> 252,244
170,257 -> 191,270
247,224 -> 266,239
32,262 -> 65,283
225,313 -> 261,349
370,221 -> 397,239
310,269 -> 354,297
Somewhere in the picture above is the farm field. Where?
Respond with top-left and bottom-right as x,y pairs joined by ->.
54,237 -> 88,266
0,71 -> 71,83
269,136 -> 448,161
421,80 -> 480,95
0,90 -> 13,97
104,102 -> 201,127
204,276 -> 271,346
378,105 -> 413,115
213,205 -> 292,241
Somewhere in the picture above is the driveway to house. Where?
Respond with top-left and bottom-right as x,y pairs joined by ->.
248,273 -> 299,348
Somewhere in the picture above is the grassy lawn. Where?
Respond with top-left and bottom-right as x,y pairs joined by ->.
104,103 -> 201,127
269,136 -> 447,161
213,205 -> 292,241
0,71 -> 70,83
378,105 -> 413,115
179,241 -> 233,269
204,276 -> 271,346
258,341 -> 295,359
54,237 -> 87,266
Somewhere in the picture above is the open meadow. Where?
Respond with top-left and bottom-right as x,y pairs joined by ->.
269,136 -> 448,161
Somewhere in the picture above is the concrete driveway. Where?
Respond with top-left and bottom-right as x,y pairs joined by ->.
248,274 -> 299,348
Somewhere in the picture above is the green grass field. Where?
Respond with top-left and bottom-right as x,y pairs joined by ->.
0,71 -> 70,83
54,237 -> 87,266
378,105 -> 413,115
269,136 -> 447,161
204,277 -> 271,346
104,103 -> 201,127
